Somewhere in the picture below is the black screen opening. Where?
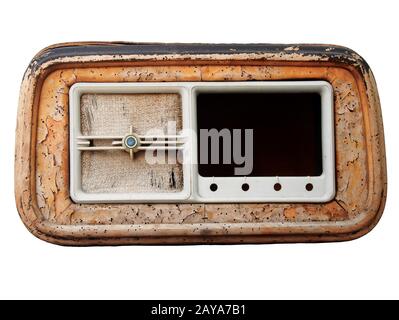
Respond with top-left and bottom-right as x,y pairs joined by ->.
197,92 -> 323,177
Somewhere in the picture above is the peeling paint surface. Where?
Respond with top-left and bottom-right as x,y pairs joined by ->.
15,43 -> 387,245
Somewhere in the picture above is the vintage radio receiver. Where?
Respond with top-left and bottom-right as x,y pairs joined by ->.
15,43 -> 386,245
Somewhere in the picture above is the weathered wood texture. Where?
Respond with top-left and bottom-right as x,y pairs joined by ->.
15,43 -> 387,245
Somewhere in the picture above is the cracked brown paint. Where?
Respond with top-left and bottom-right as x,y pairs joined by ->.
15,43 -> 387,245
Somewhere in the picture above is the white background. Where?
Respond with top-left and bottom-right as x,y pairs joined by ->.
0,0 -> 398,300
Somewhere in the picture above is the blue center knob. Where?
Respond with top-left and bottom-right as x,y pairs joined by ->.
125,136 -> 137,148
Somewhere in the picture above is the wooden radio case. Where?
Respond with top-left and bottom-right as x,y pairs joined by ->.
15,43 -> 387,245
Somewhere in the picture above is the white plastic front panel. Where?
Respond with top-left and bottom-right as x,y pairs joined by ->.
70,81 -> 335,203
